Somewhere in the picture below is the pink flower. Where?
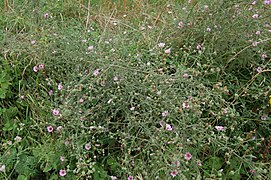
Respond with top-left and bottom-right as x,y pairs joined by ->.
255,31 -> 261,35
182,101 -> 189,109
0,164 -> 5,172
113,76 -> 119,81
166,124 -> 173,131
33,66 -> 38,72
178,21 -> 183,28
206,27 -> 211,32
196,44 -> 202,50
60,156 -> 65,162
93,69 -> 99,76
49,90 -> 54,96
215,126 -> 226,131
47,126 -> 54,132
14,136 -> 22,142
57,126 -> 63,132
257,67 -> 262,73
110,176 -> 117,180
184,152 -> 192,161
87,46 -> 94,50
165,48 -> 171,54
252,1 -> 256,5
130,106 -> 135,111
162,111 -> 168,117
58,83 -> 63,90
158,43 -> 165,48
38,64 -> 44,70
262,54 -> 267,59
170,170 -> 178,177
197,161 -> 202,166
52,109 -> 60,116
85,143 -> 91,150
79,98 -> 84,103
183,73 -> 189,78
31,40 -> 36,45
264,0 -> 270,5
252,14 -> 259,18
44,13 -> 49,19
59,169 -> 67,176
131,160 -> 134,167
127,175 -> 133,180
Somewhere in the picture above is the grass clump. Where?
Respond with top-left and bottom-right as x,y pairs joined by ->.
1,0 -> 271,179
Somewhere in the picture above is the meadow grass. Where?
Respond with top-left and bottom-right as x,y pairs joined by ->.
0,0 -> 271,179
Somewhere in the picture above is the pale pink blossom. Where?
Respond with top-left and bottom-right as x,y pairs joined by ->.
182,101 -> 189,109
257,67 -> 263,73
57,126 -> 63,132
178,21 -> 183,28
47,126 -> 54,132
38,64 -> 44,70
196,44 -> 202,50
162,111 -> 168,117
158,43 -> 165,48
0,164 -> 5,172
255,31 -> 261,35
113,76 -> 119,81
44,13 -> 49,19
170,170 -> 178,177
59,170 -> 66,176
60,156 -> 65,162
85,143 -> 91,150
130,106 -> 135,111
262,54 -> 267,59
127,176 -> 133,180
184,152 -> 192,160
197,161 -> 202,166
93,69 -> 99,76
49,90 -> 54,96
33,66 -> 38,72
52,109 -> 60,116
87,46 -> 94,50
14,136 -> 22,142
166,124 -> 173,131
206,27 -> 211,32
183,73 -> 189,78
31,40 -> 36,45
264,0 -> 270,5
110,176 -> 117,180
58,83 -> 63,90
165,48 -> 171,54
215,126 -> 226,131
252,14 -> 259,18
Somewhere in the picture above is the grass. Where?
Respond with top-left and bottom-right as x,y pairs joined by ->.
1,0 -> 271,179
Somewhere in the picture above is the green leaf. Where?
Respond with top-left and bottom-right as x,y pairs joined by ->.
16,154 -> 37,177
204,157 -> 223,171
17,175 -> 28,180
43,163 -> 53,172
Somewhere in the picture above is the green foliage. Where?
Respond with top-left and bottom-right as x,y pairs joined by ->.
1,0 -> 271,179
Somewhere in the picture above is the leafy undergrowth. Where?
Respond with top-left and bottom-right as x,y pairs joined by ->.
1,0 -> 271,179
